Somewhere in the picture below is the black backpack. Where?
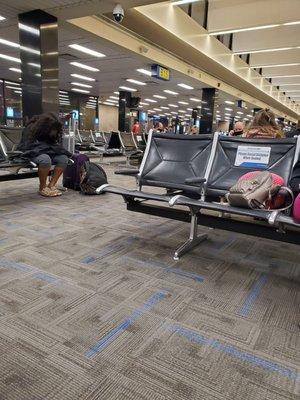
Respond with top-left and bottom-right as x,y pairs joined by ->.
80,161 -> 107,195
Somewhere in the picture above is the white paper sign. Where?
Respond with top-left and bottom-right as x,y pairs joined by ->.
235,146 -> 271,168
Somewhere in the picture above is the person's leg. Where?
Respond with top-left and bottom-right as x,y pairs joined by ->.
48,155 -> 69,189
32,154 -> 52,191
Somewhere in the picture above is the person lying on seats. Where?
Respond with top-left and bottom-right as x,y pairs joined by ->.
17,113 -> 71,197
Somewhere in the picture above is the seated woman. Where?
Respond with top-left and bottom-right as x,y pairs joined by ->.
243,109 -> 283,139
18,113 -> 71,197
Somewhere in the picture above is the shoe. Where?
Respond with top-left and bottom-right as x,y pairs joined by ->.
39,187 -> 62,197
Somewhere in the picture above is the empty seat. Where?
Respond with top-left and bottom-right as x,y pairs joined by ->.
98,133 -> 213,202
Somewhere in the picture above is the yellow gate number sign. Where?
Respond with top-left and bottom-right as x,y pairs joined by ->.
151,64 -> 170,81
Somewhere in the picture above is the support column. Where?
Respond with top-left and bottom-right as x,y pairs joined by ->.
199,88 -> 218,134
118,90 -> 131,132
18,10 -> 59,122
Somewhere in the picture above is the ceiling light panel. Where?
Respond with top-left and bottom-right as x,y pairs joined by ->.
71,82 -> 92,88
190,97 -> 201,102
144,98 -> 157,103
153,95 -> 167,99
0,54 -> 21,63
126,78 -> 146,86
164,90 -> 178,95
9,68 -> 21,73
119,86 -> 137,91
209,24 -> 279,36
70,61 -> 99,72
69,44 -> 105,57
71,73 -> 95,81
71,88 -> 90,93
178,83 -> 194,89
136,68 -> 152,76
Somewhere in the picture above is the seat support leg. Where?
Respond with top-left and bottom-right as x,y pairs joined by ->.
174,213 -> 208,260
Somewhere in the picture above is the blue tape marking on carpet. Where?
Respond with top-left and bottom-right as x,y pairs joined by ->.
81,237 -> 138,264
123,256 -> 204,282
0,257 -> 32,272
238,273 -> 268,317
32,272 -> 59,284
85,291 -> 167,358
164,323 -> 299,381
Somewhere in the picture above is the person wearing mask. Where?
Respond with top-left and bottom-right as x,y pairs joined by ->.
229,121 -> 244,137
188,125 -> 199,135
17,113 -> 71,197
243,109 -> 283,139
132,119 -> 141,135
286,121 -> 300,138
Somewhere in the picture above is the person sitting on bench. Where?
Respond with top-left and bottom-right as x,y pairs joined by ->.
17,113 -> 71,197
243,109 -> 283,139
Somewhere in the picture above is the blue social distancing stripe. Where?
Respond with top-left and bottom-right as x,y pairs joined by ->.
85,291 -> 167,358
123,256 -> 204,283
164,323 -> 299,381
238,273 -> 268,317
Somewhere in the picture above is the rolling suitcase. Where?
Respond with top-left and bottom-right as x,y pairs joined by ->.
63,153 -> 89,191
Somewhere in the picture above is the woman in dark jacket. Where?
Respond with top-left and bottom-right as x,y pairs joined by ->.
18,113 -> 71,197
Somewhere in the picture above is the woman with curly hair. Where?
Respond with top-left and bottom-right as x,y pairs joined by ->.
18,113 -> 71,197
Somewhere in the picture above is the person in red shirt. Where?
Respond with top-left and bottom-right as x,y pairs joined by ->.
132,119 -> 141,134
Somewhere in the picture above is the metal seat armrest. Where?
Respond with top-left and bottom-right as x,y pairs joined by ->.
185,177 -> 206,185
169,194 -> 189,207
115,169 -> 139,176
96,183 -> 110,194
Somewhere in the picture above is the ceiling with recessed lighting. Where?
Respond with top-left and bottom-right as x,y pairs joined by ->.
0,0 -> 298,124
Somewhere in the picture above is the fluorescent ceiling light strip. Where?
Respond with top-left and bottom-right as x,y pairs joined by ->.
209,24 -> 279,36
69,44 -> 105,58
283,21 -> 300,26
0,16 -> 5,21
153,95 -> 167,99
171,0 -> 201,6
6,85 -> 22,90
0,38 -> 19,48
140,102 -> 149,105
59,90 -> 68,94
119,86 -> 137,92
71,73 -> 95,82
178,83 -> 194,89
168,104 -> 178,107
71,88 -> 90,93
264,74 -> 300,78
251,62 -> 300,68
5,81 -> 20,86
109,96 -> 119,100
164,90 -> 178,95
126,78 -> 146,86
225,100 -> 234,104
9,68 -> 21,73
144,98 -> 157,103
71,82 -> 92,88
190,97 -> 201,102
136,68 -> 151,76
161,106 -> 170,109
0,53 -> 21,63
178,101 -> 189,104
234,46 -> 297,55
70,61 -> 99,72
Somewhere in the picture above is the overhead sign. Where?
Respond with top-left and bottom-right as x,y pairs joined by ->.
235,146 -> 271,168
237,100 -> 246,108
151,64 -> 170,81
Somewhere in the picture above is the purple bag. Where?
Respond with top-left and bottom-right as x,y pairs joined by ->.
63,153 -> 89,191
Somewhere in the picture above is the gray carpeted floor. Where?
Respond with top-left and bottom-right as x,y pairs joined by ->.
0,160 -> 299,400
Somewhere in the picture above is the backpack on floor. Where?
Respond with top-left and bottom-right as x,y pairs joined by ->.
80,161 -> 107,195
63,153 -> 90,191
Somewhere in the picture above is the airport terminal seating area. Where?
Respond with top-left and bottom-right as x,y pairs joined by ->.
0,146 -> 299,399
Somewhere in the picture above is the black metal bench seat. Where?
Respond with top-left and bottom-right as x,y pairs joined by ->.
98,132 -> 300,259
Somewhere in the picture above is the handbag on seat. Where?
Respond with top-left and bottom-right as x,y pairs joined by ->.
226,171 -> 281,209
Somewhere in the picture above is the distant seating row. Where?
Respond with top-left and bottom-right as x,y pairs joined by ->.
75,129 -> 146,165
98,133 -> 300,259
0,127 -> 38,181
